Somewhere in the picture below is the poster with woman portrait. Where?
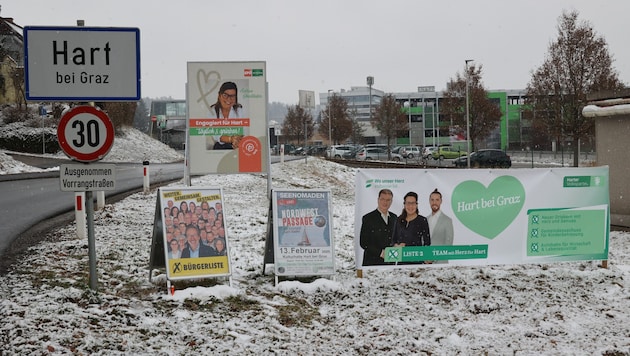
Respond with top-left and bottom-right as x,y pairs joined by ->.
186,61 -> 268,175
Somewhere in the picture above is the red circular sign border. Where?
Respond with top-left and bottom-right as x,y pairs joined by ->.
57,105 -> 115,162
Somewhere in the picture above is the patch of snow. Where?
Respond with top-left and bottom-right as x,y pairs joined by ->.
0,129 -> 627,355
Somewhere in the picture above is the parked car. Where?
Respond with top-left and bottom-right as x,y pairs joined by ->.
422,146 -> 438,159
342,146 -> 362,160
356,147 -> 402,162
432,146 -> 467,160
306,145 -> 328,156
400,146 -> 422,159
280,144 -> 296,155
326,145 -> 354,159
453,149 -> 512,168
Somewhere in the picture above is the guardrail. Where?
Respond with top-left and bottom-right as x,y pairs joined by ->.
327,158 -> 457,169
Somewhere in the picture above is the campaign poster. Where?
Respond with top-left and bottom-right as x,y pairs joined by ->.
355,167 -> 609,269
159,187 -> 232,280
186,61 -> 268,175
272,189 -> 335,276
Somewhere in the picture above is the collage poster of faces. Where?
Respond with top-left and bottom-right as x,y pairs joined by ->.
159,187 -> 231,280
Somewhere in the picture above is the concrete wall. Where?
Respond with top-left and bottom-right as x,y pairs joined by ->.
595,115 -> 630,227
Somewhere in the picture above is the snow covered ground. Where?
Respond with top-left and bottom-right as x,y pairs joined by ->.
0,128 -> 628,355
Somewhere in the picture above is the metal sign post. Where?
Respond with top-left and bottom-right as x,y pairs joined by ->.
57,107 -> 115,293
85,190 -> 98,291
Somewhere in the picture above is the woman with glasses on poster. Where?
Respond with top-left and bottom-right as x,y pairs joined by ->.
392,191 -> 431,263
207,81 -> 244,150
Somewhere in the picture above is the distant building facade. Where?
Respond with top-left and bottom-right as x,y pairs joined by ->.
149,99 -> 186,149
0,16 -> 25,105
319,86 -> 384,142
320,87 -> 530,150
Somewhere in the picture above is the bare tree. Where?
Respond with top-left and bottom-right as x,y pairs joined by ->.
441,63 -> 502,152
349,118 -> 366,145
525,10 -> 624,166
100,102 -> 138,135
371,93 -> 407,155
320,94 -> 352,144
282,105 -> 314,145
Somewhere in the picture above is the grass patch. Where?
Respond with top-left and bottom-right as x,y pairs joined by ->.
274,295 -> 321,327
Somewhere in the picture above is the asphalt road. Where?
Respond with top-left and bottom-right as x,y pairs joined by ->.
0,154 -> 185,272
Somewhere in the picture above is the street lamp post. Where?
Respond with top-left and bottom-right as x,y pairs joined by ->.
327,89 -> 333,145
367,76 -> 374,124
465,59 -> 473,168
406,94 -> 412,145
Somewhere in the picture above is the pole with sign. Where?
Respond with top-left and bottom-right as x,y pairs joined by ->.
57,105 -> 115,292
25,22 -> 140,293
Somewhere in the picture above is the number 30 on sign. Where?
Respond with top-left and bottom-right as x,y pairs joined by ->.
57,105 -> 115,163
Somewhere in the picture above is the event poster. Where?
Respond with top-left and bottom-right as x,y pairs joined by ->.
354,167 -> 609,269
186,61 -> 268,175
272,189 -> 335,276
159,187 -> 232,280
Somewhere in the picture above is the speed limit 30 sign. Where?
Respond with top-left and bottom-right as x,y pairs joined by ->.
57,105 -> 114,162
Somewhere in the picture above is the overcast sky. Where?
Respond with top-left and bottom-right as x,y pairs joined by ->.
5,0 -> 630,104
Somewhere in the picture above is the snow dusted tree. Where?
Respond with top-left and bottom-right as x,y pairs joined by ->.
525,10 -> 624,166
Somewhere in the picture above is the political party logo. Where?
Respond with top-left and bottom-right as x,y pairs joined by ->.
451,176 -> 525,239
363,178 -> 404,189
244,68 -> 264,77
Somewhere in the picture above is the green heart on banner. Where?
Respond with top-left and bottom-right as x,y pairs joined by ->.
451,176 -> 525,239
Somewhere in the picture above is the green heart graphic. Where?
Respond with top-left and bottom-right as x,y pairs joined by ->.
451,176 -> 525,239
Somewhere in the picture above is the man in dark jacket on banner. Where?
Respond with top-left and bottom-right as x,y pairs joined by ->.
360,189 -> 397,265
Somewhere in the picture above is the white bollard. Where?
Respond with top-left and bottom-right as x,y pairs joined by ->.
143,160 -> 150,193
96,191 -> 105,210
75,192 -> 86,239
280,144 -> 285,164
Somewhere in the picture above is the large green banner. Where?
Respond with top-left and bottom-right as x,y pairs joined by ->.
355,167 -> 609,268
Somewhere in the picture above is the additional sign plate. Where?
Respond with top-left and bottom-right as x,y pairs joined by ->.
60,164 -> 116,192
24,26 -> 140,101
57,105 -> 115,162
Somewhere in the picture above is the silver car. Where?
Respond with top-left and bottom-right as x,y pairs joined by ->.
400,146 -> 422,159
422,146 -> 438,159
326,145 -> 354,159
356,147 -> 402,162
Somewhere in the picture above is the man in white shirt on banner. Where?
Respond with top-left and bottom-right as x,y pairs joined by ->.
427,189 -> 454,264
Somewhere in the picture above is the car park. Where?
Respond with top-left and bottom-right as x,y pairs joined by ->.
391,146 -> 404,155
453,149 -> 512,168
326,145 -> 354,159
400,146 -> 422,159
422,146 -> 438,159
306,145 -> 327,156
356,147 -> 402,162
342,146 -> 362,159
432,146 -> 467,160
